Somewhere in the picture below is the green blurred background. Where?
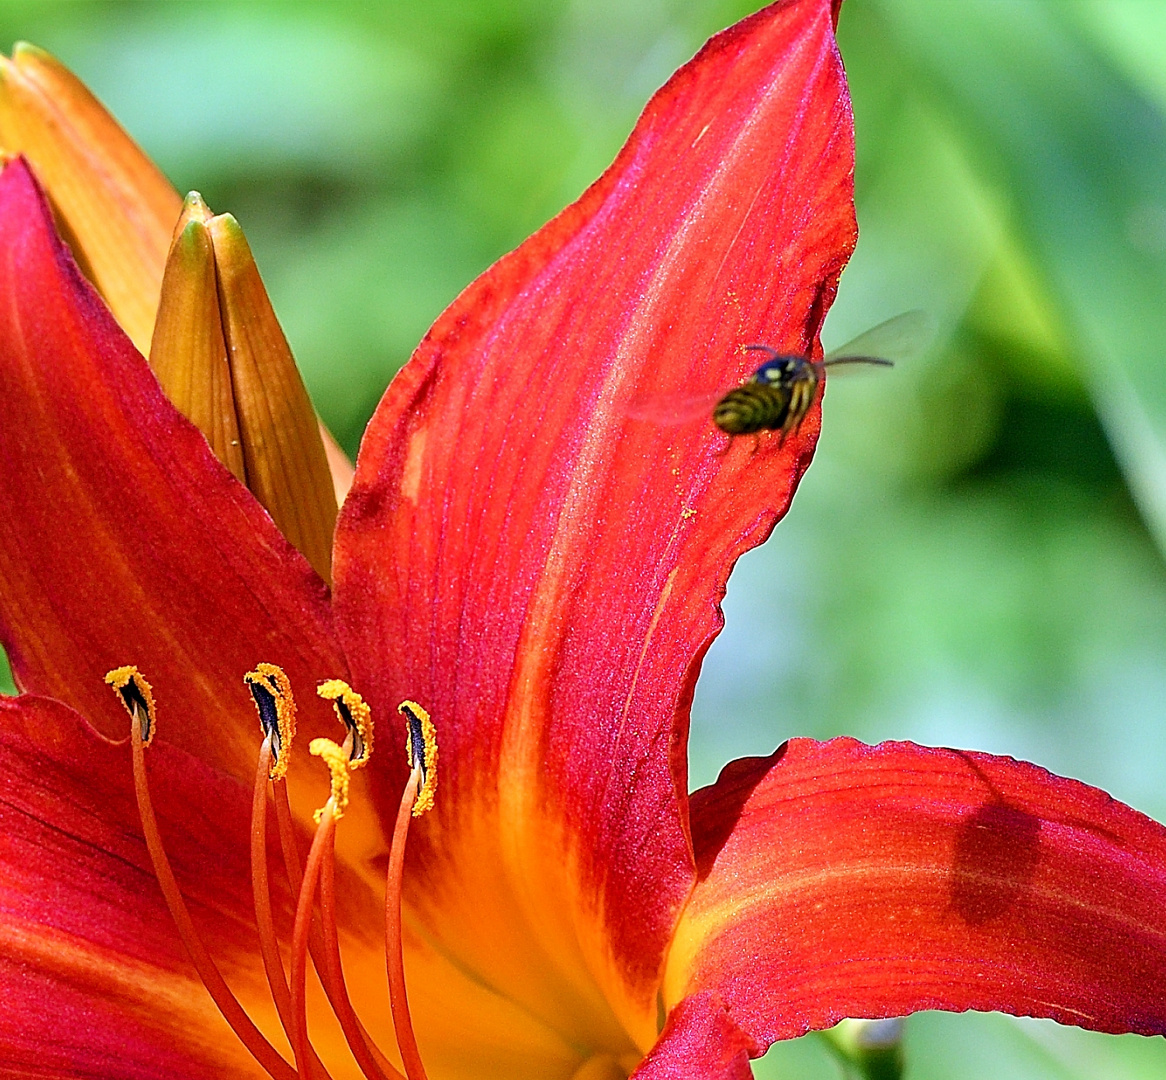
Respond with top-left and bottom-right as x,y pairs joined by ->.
2,1 -> 1165,1077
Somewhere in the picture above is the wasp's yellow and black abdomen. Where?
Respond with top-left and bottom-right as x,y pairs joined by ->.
713,351 -> 820,438
712,382 -> 792,436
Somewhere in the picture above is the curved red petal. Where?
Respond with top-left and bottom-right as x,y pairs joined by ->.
629,993 -> 758,1080
335,0 -> 855,1049
0,157 -> 344,778
666,738 -> 1166,1045
0,694 -> 280,1078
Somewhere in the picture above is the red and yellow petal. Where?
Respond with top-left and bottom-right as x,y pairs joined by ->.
334,0 -> 854,1057
664,738 -> 1166,1048
0,157 -> 345,781
0,694 -> 277,1079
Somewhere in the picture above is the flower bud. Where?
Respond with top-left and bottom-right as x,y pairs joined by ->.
1,44 -> 354,539
151,193 -> 338,582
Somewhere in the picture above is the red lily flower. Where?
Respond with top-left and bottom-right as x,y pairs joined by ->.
2,2 -> 1165,1078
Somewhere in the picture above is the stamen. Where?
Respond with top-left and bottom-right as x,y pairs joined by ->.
317,679 -> 373,768
244,664 -> 307,1056
245,663 -> 297,780
106,668 -> 298,1080
245,661 -> 333,1073
385,702 -> 438,1080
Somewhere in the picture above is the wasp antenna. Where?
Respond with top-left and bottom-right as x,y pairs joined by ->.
744,343 -> 781,359
821,355 -> 894,368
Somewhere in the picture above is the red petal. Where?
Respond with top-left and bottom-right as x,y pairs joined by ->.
0,157 -> 344,778
0,694 -> 277,1078
335,0 -> 855,1047
665,738 -> 1166,1045
630,993 -> 758,1080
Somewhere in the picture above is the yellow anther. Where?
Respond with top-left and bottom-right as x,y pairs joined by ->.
316,679 -> 373,769
398,701 -> 437,817
244,663 -> 296,781
309,738 -> 350,822
104,665 -> 157,745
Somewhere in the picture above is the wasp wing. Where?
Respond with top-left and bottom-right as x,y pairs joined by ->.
824,309 -> 935,368
624,388 -> 724,425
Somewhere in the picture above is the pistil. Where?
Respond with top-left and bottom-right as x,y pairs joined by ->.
289,736 -> 402,1080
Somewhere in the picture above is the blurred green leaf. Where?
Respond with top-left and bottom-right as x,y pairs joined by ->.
873,0 -> 1166,557
752,1028 -> 844,1080
907,1012 -> 1166,1080
85,17 -> 437,179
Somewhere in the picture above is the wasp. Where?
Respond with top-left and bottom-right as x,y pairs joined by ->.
712,346 -> 891,439
712,311 -> 929,441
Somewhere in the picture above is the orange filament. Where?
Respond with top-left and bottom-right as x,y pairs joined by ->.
128,706 -> 298,1080
297,735 -> 402,1080
385,765 -> 428,1080
251,737 -> 328,1080
269,769 -> 338,1013
251,738 -> 295,1025
289,798 -> 338,1080
272,774 -> 309,898
316,806 -> 402,1080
